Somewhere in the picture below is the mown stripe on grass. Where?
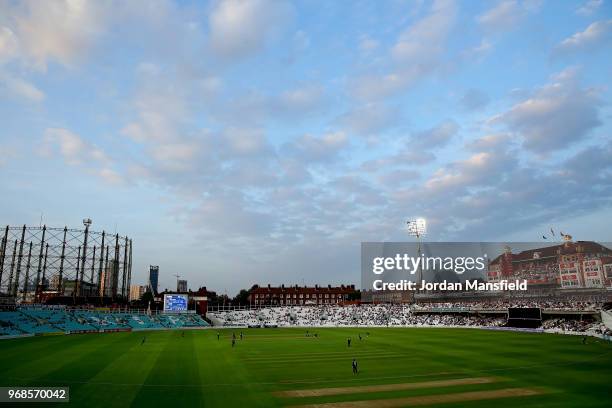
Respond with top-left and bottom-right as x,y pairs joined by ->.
275,377 -> 497,397
131,331 -> 203,407
287,387 -> 542,407
243,350 -> 419,361
1,333 -> 131,385
244,354 -> 423,365
70,332 -> 166,407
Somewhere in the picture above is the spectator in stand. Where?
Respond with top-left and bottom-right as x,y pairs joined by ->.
208,296 -> 609,334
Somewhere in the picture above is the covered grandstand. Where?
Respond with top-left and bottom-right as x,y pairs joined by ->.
207,302 -> 612,339
0,306 -> 209,336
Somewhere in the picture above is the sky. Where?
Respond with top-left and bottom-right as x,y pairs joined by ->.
0,0 -> 611,294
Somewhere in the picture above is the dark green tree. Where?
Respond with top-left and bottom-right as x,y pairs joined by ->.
347,290 -> 361,301
232,289 -> 251,305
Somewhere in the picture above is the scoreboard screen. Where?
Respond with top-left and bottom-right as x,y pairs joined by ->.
508,307 -> 541,320
507,307 -> 542,328
164,294 -> 188,312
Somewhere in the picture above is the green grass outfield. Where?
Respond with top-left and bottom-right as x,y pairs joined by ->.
0,328 -> 611,407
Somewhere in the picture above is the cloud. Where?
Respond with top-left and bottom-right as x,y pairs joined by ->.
422,151 -> 512,196
209,84 -> 325,125
185,192 -> 276,239
359,35 -> 379,54
0,144 -> 15,167
0,0 -> 111,70
282,30 -> 310,64
377,169 -> 421,187
353,72 -> 415,101
276,85 -> 325,116
117,60 -> 290,194
42,128 -> 108,165
391,0 -> 456,65
98,168 -> 124,185
0,0 -> 207,108
477,0 -> 526,33
397,150 -> 437,166
283,132 -> 349,163
0,72 -> 44,101
422,141 -> 612,240
121,73 -> 194,144
1,0 -> 211,71
0,0 -> 110,103
554,19 -> 612,55
41,127 -> 123,184
337,103 -> 400,136
576,0 -> 603,16
412,120 -> 459,149
208,0 -> 293,60
493,69 -> 602,151
383,132 -> 611,240
360,149 -> 436,173
352,0 -> 457,101
461,89 -> 490,111
328,175 -> 387,207
0,26 -> 19,63
221,127 -> 270,157
355,118 -> 457,175
149,141 -> 202,172
461,39 -> 493,62
465,134 -> 512,152
560,143 -> 612,186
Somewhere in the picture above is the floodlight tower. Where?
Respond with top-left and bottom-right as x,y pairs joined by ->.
407,218 -> 427,286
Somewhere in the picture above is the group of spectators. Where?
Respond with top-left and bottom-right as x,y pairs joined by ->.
542,318 -> 612,337
210,305 -> 509,329
414,297 -> 606,311
209,301 -> 610,336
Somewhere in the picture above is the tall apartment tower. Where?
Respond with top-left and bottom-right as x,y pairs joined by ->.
149,265 -> 159,294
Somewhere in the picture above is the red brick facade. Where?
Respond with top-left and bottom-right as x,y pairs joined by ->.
488,241 -> 612,289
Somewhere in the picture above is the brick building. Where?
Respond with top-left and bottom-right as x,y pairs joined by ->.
249,284 -> 356,306
488,239 -> 612,289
